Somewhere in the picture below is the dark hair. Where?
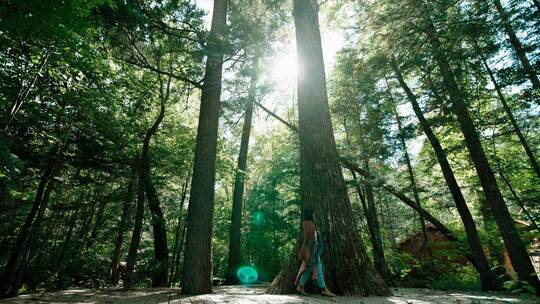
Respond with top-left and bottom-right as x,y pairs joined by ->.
302,208 -> 314,222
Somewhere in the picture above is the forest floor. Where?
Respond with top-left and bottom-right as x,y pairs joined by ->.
0,284 -> 537,304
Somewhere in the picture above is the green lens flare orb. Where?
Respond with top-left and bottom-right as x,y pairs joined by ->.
236,266 -> 258,284
252,211 -> 264,225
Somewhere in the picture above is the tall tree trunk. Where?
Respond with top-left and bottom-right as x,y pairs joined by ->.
182,0 -> 228,295
170,172 -> 190,286
109,175 -> 134,285
491,0 -> 540,91
140,76 -> 170,287
11,180 -> 55,295
473,40 -> 540,180
225,64 -> 256,285
391,61 -> 497,291
498,169 -> 540,234
86,189 -> 110,249
269,1 -> 390,296
123,172 -> 146,289
362,159 -> 392,284
417,2 -> 540,294
145,176 -> 169,287
351,170 -> 369,218
77,185 -> 103,241
174,215 -> 189,284
56,202 -> 80,264
9,48 -> 53,118
478,189 -> 511,282
393,107 -> 435,267
0,157 -> 56,298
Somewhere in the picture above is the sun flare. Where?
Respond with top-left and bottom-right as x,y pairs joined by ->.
269,51 -> 298,87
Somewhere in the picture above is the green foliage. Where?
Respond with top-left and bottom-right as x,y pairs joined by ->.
429,265 -> 481,291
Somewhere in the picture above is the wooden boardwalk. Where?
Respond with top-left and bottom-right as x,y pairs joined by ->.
1,285 -> 537,303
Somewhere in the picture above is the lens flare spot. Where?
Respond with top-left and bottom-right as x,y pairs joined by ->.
236,266 -> 258,284
252,211 -> 264,225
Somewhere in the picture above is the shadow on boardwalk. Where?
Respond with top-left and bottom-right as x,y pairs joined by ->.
0,284 -> 536,303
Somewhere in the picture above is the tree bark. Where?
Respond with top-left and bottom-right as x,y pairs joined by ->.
416,2 -> 539,294
391,60 -> 497,291
225,65 -> 256,285
182,0 -> 228,295
123,172 -> 146,289
491,0 -> 540,91
110,175 -> 134,285
473,40 -> 540,180
268,0 -> 390,296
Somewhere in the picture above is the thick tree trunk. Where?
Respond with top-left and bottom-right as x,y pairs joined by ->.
417,4 -> 540,294
225,66 -> 256,285
391,61 -> 497,291
491,0 -> 540,91
269,1 -> 390,296
123,173 -> 146,289
181,0 -> 227,295
110,176 -> 134,285
474,41 -> 540,180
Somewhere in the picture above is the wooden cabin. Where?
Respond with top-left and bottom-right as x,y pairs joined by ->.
398,222 -> 540,278
398,224 -> 467,265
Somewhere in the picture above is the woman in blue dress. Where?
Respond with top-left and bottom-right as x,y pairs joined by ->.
295,208 -> 336,297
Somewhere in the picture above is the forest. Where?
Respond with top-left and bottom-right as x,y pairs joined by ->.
0,0 -> 539,300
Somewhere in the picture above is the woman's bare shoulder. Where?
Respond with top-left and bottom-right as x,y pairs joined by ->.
302,220 -> 315,231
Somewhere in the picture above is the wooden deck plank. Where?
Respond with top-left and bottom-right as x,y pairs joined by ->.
1,285 -> 537,303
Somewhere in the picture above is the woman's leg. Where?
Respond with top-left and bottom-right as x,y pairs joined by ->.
296,265 -> 313,295
316,257 -> 326,289
299,265 -> 313,286
295,261 -> 307,285
318,258 -> 336,297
